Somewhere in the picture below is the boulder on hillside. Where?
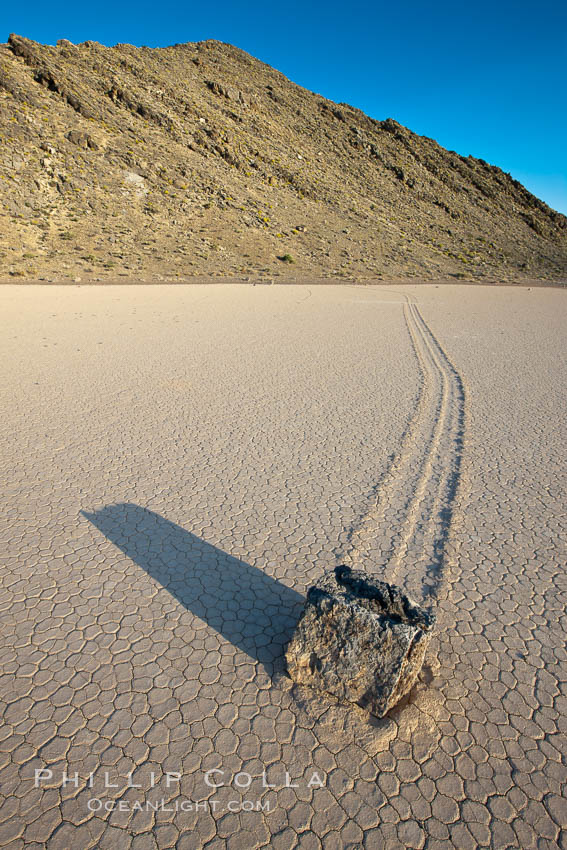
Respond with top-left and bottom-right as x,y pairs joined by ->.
66,130 -> 98,150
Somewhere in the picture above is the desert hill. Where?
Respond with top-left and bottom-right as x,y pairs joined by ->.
0,33 -> 565,282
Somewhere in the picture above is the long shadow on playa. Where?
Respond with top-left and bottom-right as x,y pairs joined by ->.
82,503 -> 305,676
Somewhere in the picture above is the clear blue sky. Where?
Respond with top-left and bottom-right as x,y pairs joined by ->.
3,0 -> 566,213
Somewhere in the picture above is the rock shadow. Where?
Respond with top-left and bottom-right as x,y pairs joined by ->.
82,503 -> 304,676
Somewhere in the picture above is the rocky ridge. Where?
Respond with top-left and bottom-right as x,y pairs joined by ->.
0,33 -> 566,282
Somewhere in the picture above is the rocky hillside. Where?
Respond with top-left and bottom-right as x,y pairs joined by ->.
1,33 -> 566,282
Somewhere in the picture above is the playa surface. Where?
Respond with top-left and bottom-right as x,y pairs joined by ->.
0,283 -> 565,849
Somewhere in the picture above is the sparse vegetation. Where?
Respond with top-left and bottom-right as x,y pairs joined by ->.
0,33 -> 564,281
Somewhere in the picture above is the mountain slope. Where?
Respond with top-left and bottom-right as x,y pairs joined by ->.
1,33 -> 565,282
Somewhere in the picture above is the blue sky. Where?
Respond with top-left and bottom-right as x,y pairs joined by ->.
3,0 -> 566,213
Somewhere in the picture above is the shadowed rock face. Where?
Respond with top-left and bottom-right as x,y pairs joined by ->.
0,33 -> 566,281
286,566 -> 436,718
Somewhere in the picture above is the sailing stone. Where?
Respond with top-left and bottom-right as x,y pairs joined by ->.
285,565 -> 436,718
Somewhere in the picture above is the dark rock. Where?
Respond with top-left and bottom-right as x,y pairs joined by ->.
32,67 -> 94,118
521,212 -> 545,236
8,34 -> 39,64
66,130 -> 98,150
285,565 -> 435,718
107,85 -> 171,129
206,79 -> 248,106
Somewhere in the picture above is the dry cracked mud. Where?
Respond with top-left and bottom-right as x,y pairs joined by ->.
0,283 -> 566,849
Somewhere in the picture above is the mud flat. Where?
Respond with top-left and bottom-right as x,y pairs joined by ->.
0,283 -> 565,849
